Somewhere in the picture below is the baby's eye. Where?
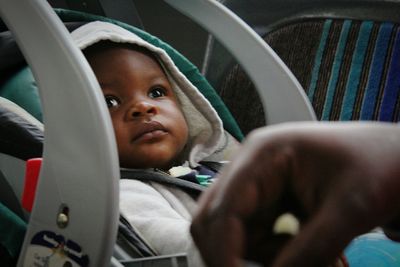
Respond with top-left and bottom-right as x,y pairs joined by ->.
104,95 -> 120,108
149,87 -> 167,99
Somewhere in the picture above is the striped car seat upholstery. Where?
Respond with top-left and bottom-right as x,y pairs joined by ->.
307,20 -> 400,122
217,19 -> 400,134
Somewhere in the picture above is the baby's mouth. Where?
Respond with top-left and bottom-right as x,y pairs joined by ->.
131,121 -> 168,142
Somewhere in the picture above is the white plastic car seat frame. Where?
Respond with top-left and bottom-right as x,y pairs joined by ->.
0,1 -> 120,266
0,0 -> 315,266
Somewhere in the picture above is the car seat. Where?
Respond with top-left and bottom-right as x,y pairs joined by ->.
0,9 -> 241,267
0,1 -> 314,266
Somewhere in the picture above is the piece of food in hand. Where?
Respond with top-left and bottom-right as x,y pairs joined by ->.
273,213 -> 300,235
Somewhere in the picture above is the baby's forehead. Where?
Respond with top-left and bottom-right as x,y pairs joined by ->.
84,40 -> 155,58
84,40 -> 166,71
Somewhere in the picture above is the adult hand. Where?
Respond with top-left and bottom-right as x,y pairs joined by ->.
191,122 -> 400,267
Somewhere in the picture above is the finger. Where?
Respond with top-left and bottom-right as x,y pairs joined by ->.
208,133 -> 292,220
194,212 -> 246,267
192,134 -> 292,266
191,182 -> 232,266
191,173 -> 259,267
192,138 -> 267,236
191,149 -> 265,266
245,233 -> 292,266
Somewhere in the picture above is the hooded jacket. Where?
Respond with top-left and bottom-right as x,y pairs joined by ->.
71,21 -> 239,266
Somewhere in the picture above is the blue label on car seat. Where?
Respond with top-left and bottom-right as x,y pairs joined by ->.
24,230 -> 89,267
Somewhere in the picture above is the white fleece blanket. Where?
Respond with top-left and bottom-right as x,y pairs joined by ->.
119,179 -> 205,266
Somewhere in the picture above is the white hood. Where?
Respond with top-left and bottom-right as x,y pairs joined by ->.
71,21 -> 225,167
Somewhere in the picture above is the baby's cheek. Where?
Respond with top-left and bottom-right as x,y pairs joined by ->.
112,130 -> 131,159
179,123 -> 189,150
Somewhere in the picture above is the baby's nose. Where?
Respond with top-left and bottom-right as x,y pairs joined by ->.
130,101 -> 157,118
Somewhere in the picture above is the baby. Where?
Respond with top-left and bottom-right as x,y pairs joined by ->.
83,41 -> 189,171
71,21 -> 239,265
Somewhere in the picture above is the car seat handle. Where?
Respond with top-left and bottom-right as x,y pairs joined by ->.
0,1 -> 119,266
165,0 -> 316,124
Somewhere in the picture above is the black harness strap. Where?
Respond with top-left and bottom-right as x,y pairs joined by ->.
120,168 -> 205,196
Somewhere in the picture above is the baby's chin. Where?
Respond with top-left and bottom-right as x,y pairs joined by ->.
119,157 -> 177,171
119,146 -> 185,170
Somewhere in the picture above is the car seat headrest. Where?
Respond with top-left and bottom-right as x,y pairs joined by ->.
0,96 -> 43,160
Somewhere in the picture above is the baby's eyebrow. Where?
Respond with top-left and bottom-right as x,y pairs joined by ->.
149,76 -> 171,86
98,81 -> 116,89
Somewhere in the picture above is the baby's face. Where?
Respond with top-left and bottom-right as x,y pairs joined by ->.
86,45 -> 189,169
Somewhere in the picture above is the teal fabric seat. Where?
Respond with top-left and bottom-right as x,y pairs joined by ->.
0,202 -> 26,263
0,67 -> 42,122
